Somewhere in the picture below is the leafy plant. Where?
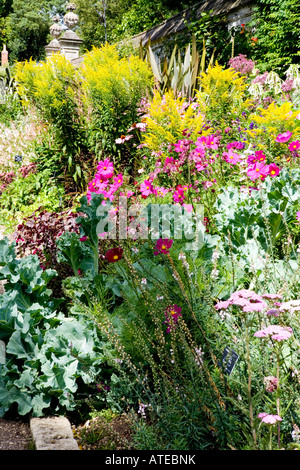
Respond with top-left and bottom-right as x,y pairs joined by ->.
0,237 -> 105,417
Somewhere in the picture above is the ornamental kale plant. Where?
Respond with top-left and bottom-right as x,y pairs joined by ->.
0,237 -> 106,417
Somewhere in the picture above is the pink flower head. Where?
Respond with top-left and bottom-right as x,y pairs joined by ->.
154,238 -> 173,256
258,413 -> 282,425
247,162 -> 269,181
263,376 -> 278,393
223,149 -> 241,164
297,211 -> 300,221
140,179 -> 154,197
247,150 -> 266,165
173,188 -> 185,203
154,186 -> 168,197
254,325 -> 293,341
267,163 -> 280,177
275,131 -> 293,143
115,134 -> 133,144
196,135 -> 218,150
183,203 -> 193,213
164,304 -> 182,333
288,140 -> 300,152
97,159 -> 114,179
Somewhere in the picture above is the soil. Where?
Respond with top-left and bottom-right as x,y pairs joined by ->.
0,417 -> 33,450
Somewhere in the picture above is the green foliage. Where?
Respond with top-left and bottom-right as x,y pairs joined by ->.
80,43 -> 153,163
14,54 -> 93,190
0,168 -> 64,230
0,237 -> 105,417
250,0 -> 300,75
6,0 -> 65,63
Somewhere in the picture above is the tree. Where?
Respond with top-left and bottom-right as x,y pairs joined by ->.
0,0 -> 13,52
6,0 -> 65,63
250,0 -> 300,74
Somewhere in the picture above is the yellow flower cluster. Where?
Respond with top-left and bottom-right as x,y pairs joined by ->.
196,62 -> 251,122
142,89 -> 210,159
247,101 -> 300,141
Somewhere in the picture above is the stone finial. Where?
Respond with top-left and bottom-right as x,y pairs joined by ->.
64,3 -> 79,31
49,15 -> 63,39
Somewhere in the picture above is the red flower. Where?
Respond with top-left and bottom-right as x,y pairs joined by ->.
251,37 -> 258,42
154,238 -> 173,256
105,247 -> 123,263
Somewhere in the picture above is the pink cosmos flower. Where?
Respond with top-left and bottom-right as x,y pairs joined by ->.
258,413 -> 282,425
223,149 -> 241,164
113,174 -> 123,188
173,188 -> 185,203
154,186 -> 168,197
97,159 -> 114,179
140,180 -> 154,197
196,135 -> 218,150
288,140 -> 300,152
247,162 -> 269,181
275,131 -> 292,143
154,238 -> 173,256
267,163 -> 280,177
164,304 -> 182,333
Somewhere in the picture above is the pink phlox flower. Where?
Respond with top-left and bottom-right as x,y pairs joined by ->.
223,149 -> 241,164
288,140 -> 300,152
154,238 -> 173,256
97,159 -> 114,179
247,162 -> 269,181
275,131 -> 293,143
268,163 -> 280,177
140,179 -> 154,197
258,413 -> 282,425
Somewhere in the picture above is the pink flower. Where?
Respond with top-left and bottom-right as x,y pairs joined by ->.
264,376 -> 278,393
183,203 -> 193,213
254,325 -> 293,341
247,162 -> 269,181
288,140 -> 300,152
140,180 -> 154,197
113,174 -> 123,188
223,149 -> 241,164
267,163 -> 280,177
275,131 -> 293,143
258,413 -> 282,425
173,188 -> 185,203
196,135 -> 218,150
154,186 -> 168,197
154,238 -> 173,256
79,236 -> 88,242
297,211 -> 300,221
164,304 -> 182,333
115,134 -> 133,144
97,159 -> 114,179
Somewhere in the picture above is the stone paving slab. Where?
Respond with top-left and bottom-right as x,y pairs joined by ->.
30,416 -> 79,450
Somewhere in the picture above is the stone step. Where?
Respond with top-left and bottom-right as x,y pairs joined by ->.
30,416 -> 79,450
